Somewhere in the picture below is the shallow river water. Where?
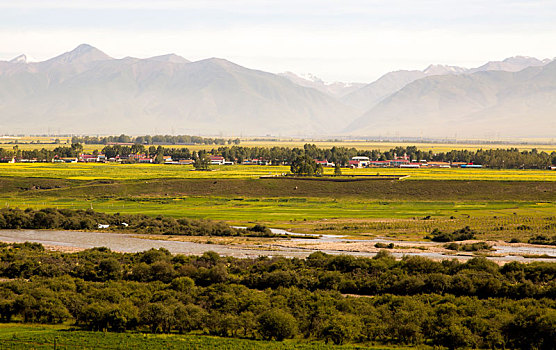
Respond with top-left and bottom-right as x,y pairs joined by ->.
0,229 -> 554,262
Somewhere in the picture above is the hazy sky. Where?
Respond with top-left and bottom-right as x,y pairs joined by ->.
1,0 -> 555,82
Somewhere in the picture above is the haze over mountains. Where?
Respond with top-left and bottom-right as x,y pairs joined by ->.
0,44 -> 554,138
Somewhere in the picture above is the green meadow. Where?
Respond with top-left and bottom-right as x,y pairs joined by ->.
0,168 -> 554,240
0,324 -> 391,350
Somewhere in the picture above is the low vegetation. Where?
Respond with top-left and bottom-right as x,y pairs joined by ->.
444,242 -> 494,252
427,226 -> 477,242
0,244 -> 554,349
528,235 -> 556,246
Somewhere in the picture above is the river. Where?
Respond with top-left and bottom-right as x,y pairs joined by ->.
0,229 -> 554,262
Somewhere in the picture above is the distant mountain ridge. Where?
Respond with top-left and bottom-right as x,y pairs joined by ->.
346,61 -> 556,138
0,44 -> 356,135
0,44 -> 554,138
340,56 -> 554,113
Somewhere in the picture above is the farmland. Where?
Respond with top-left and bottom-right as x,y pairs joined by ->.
0,163 -> 555,181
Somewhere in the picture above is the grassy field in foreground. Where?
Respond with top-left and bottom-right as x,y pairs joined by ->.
0,163 -> 555,181
0,324 -> 395,350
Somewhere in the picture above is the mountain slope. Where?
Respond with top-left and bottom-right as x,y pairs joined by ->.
346,62 -> 556,138
470,56 -> 552,73
0,45 -> 356,135
342,56 -> 553,113
341,70 -> 428,112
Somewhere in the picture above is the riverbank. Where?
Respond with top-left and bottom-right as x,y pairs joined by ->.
1,229 -> 554,263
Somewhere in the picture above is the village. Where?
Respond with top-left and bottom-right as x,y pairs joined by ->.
1,152 -> 483,168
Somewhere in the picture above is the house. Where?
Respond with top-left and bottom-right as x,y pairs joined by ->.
390,159 -> 410,167
179,159 -> 195,165
250,158 -> 270,165
53,157 -> 78,163
210,156 -> 225,165
315,160 -> 335,167
80,154 -> 98,162
0,157 -> 15,163
369,160 -> 391,167
349,160 -> 363,168
400,163 -> 421,168
351,156 -> 370,167
130,154 -> 147,161
460,163 -> 483,168
223,160 -> 234,165
138,158 -> 153,163
427,162 -> 451,168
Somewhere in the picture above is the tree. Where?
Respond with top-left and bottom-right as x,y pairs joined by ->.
258,309 -> 297,340
334,163 -> 342,176
154,152 -> 165,164
140,302 -> 175,333
290,154 -> 321,176
194,154 -> 211,170
97,258 -> 122,281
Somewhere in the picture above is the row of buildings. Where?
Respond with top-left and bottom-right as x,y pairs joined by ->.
2,153 -> 481,168
345,156 -> 482,168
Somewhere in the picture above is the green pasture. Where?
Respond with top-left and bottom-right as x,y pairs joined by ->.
0,324 -> 393,350
2,194 -> 554,240
2,196 -> 553,222
0,163 -> 555,181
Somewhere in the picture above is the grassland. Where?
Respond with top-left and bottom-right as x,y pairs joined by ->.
0,148 -> 554,242
0,172 -> 554,241
0,324 -> 390,350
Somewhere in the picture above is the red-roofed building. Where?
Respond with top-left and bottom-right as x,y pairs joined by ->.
210,156 -> 225,165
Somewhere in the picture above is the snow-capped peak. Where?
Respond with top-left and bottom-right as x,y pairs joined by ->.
296,72 -> 325,84
423,64 -> 468,76
9,54 -> 28,64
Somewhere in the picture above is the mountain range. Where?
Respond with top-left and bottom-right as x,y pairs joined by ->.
0,44 -> 554,138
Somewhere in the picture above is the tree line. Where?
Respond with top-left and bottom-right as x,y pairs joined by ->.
0,208 -> 276,237
0,244 -> 553,349
2,143 -> 555,169
70,134 -> 240,146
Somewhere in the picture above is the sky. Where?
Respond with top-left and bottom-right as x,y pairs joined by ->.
1,0 -> 556,82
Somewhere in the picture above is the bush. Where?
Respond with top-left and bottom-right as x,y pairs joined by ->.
444,242 -> 493,252
430,226 -> 477,242
258,309 -> 297,340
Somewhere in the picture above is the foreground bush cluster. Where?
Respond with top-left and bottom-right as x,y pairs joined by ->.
0,243 -> 554,349
0,208 -> 275,237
